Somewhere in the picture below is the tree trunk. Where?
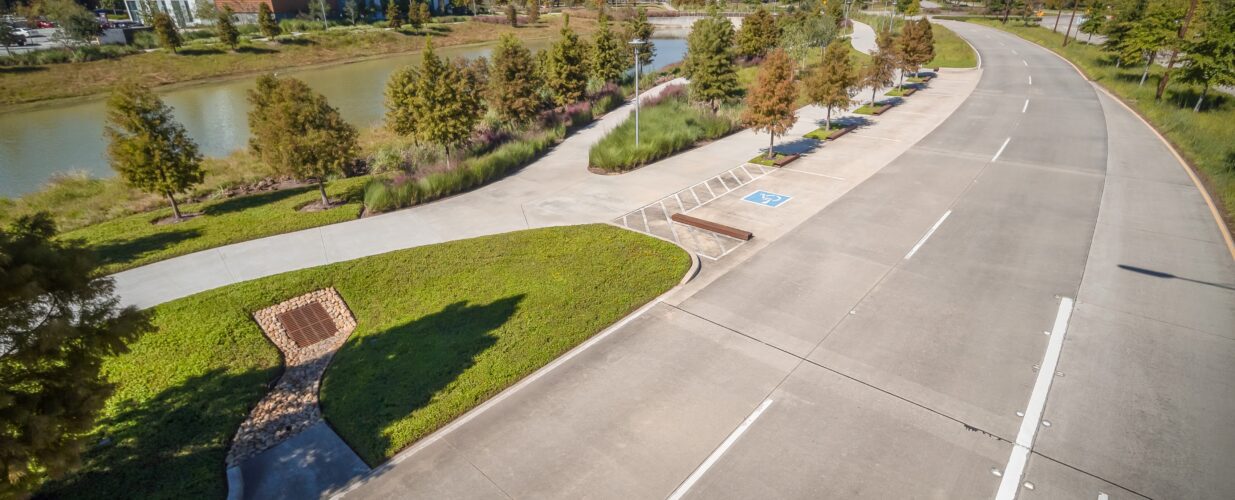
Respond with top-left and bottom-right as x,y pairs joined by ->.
1052,9 -> 1062,32
767,133 -> 775,160
871,86 -> 877,105
167,192 -> 183,220
317,179 -> 330,206
1062,5 -> 1078,46
1002,0 -> 1011,24
1194,86 -> 1207,112
1139,51 -> 1153,86
1155,0 -> 1199,101
825,106 -> 832,132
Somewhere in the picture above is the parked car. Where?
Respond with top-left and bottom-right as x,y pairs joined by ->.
12,27 -> 33,37
34,20 -> 55,28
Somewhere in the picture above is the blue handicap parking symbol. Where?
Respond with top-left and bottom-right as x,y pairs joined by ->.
742,190 -> 792,208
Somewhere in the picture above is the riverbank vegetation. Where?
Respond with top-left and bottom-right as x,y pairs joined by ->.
951,9 -> 1235,232
35,225 -> 689,499
0,15 -> 596,106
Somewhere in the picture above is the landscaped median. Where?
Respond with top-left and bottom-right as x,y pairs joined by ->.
588,84 -> 742,173
36,224 -> 691,499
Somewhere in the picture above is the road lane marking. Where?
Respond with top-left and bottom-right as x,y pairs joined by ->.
904,210 -> 952,260
668,399 -> 774,500
993,137 -> 1012,162
1023,99 -> 1029,113
994,297 -> 1075,500
1011,49 -> 1018,55
1023,60 -> 1028,66
1028,76 -> 1033,85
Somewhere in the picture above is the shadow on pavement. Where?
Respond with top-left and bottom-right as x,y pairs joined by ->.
1118,263 -> 1235,291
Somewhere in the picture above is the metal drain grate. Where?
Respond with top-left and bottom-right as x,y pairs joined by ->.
276,302 -> 338,348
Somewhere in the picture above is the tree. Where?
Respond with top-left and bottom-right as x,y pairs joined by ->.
0,214 -> 149,498
0,24 -> 19,55
387,0 -> 404,28
684,9 -> 740,110
544,14 -> 589,107
258,3 -> 282,37
418,2 -> 431,26
779,5 -> 837,68
806,40 -> 858,131
344,0 -> 361,24
194,0 -> 218,23
1122,2 -> 1182,86
488,33 -> 543,124
42,0 -> 100,46
591,14 -> 626,84
743,49 -> 798,160
105,82 -> 204,220
860,46 -> 896,105
408,0 -> 424,28
216,7 -> 239,50
1178,3 -> 1235,112
309,0 -> 331,29
247,74 -> 359,205
385,38 -> 483,168
506,2 -> 518,26
735,6 -> 779,59
152,11 -> 181,53
896,18 -> 934,86
1154,0 -> 1199,101
528,0 -> 540,23
626,6 -> 655,68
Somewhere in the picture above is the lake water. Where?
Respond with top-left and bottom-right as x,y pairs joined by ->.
0,37 -> 687,197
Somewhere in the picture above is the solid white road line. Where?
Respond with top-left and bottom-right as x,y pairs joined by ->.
1022,99 -> 1029,113
1022,60 -> 1028,66
994,297 -> 1076,500
668,399 -> 774,500
992,137 -> 1012,162
1028,76 -> 1033,85
904,210 -> 952,260
1011,49 -> 1018,55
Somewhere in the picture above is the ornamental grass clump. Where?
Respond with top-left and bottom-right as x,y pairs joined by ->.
588,86 -> 738,172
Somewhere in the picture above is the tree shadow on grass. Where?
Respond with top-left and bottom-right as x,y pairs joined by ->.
37,367 -> 281,500
277,37 -> 317,46
0,65 -> 48,74
320,295 -> 525,465
179,46 -> 226,56
201,186 -> 316,217
236,45 -> 279,54
90,226 -> 202,268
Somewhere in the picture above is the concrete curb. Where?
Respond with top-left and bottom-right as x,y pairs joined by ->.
958,21 -> 1235,261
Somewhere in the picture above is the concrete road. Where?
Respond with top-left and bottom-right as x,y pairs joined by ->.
338,20 -> 1235,500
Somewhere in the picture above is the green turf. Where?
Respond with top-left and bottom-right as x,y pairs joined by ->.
38,224 -> 689,499
59,177 -> 370,275
804,125 -> 850,140
853,103 -> 890,115
927,23 -> 979,68
955,17 -> 1235,233
588,94 -> 739,172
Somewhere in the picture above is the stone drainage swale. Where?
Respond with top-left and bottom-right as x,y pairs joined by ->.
226,288 -> 357,465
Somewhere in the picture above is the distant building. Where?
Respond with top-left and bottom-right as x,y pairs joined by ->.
123,0 -> 205,26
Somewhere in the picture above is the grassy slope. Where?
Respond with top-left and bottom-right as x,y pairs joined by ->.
852,13 -> 978,68
0,17 -> 594,107
61,176 -> 369,275
958,18 -> 1235,231
39,224 -> 689,499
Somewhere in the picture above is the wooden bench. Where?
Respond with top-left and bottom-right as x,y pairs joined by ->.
670,213 -> 753,241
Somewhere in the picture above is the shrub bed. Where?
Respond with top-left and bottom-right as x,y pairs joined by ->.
588,85 -> 740,173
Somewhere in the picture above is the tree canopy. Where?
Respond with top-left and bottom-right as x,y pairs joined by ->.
544,15 -> 589,107
626,6 -> 655,68
735,6 -> 780,59
247,74 -> 359,205
258,3 -> 281,37
684,9 -> 740,110
743,48 -> 798,160
488,33 -> 543,124
152,12 -> 181,54
216,7 -> 239,50
384,38 -> 484,167
105,81 -> 204,220
861,45 -> 897,105
591,15 -> 627,84
0,214 -> 149,498
806,40 -> 858,131
1179,1 -> 1235,111
896,18 -> 934,85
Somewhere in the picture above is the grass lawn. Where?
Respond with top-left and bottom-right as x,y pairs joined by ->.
0,18 -> 594,107
37,224 -> 689,499
804,124 -> 850,140
927,23 -> 979,68
885,86 -> 908,97
954,17 -> 1235,232
747,152 -> 796,167
853,103 -> 891,115
588,88 -> 739,172
59,177 -> 370,275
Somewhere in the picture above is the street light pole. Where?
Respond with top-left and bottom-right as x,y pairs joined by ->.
630,37 -> 645,148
